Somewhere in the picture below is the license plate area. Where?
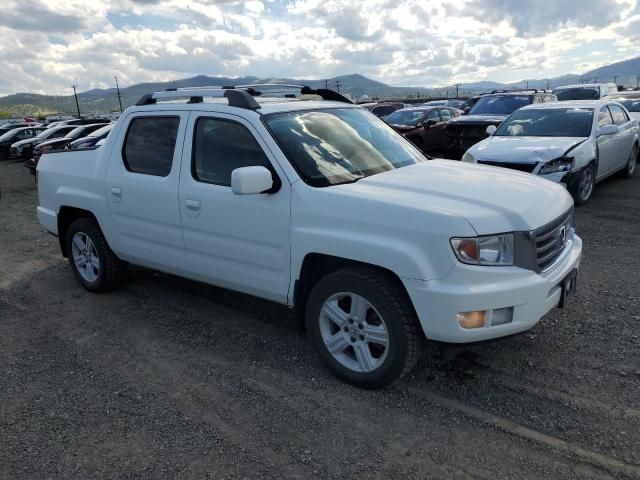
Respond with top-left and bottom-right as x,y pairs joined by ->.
558,269 -> 578,308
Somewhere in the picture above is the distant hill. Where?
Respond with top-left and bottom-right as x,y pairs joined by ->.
1,56 -> 638,116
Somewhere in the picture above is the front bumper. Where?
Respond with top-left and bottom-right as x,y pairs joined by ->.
402,233 -> 582,343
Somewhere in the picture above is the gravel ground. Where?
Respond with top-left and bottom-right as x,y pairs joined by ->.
1,158 -> 639,480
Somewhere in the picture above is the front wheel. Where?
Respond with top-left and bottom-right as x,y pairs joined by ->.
622,144 -> 638,179
568,163 -> 595,205
305,267 -> 423,388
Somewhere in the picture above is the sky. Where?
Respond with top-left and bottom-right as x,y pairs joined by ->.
0,0 -> 639,96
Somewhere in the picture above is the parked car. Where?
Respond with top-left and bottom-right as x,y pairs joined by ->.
10,125 -> 77,159
26,123 -> 109,175
36,85 -> 582,388
365,102 -> 406,118
607,92 -> 640,121
443,99 -> 466,110
0,126 -> 46,159
68,123 -> 114,149
383,106 -> 462,154
462,100 -> 639,204
552,83 -> 618,101
422,100 -> 447,106
0,122 -> 39,136
46,118 -> 110,129
444,90 -> 557,159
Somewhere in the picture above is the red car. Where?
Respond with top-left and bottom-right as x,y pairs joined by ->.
383,106 -> 462,154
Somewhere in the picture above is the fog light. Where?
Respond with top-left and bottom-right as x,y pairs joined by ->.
457,311 -> 486,329
491,307 -> 513,326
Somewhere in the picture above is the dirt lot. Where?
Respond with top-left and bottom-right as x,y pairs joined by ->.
1,158 -> 639,480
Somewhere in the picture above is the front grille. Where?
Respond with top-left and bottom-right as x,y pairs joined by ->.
533,209 -> 573,271
478,160 -> 537,173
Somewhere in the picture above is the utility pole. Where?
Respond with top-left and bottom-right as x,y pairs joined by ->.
545,79 -> 550,91
613,75 -> 618,85
526,81 -> 529,90
114,76 -> 123,113
456,83 -> 460,99
592,76 -> 598,83
636,74 -> 640,90
334,80 -> 342,93
71,84 -> 81,118
323,79 -> 329,89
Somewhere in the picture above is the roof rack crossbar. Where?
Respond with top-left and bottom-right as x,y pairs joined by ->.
133,83 -> 352,109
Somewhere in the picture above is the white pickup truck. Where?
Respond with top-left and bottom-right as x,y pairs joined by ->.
37,85 -> 582,388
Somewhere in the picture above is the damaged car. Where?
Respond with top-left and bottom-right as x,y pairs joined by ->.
461,100 -> 639,204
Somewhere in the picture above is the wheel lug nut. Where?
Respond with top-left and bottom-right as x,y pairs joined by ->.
358,323 -> 363,329
359,335 -> 365,341
350,337 -> 356,343
348,318 -> 354,324
343,326 -> 349,332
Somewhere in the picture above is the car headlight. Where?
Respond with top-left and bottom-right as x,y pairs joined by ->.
539,156 -> 573,175
461,152 -> 475,163
451,234 -> 514,266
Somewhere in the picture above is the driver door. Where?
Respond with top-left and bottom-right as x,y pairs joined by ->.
596,106 -> 619,178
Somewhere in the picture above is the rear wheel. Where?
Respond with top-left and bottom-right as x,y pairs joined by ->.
568,163 -> 595,205
66,218 -> 125,292
306,267 -> 422,388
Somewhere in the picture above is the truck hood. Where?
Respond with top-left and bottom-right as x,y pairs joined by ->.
448,114 -> 507,125
472,136 -> 587,164
334,160 -> 573,235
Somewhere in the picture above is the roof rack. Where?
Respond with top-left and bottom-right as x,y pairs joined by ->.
134,84 -> 353,111
487,89 -> 543,94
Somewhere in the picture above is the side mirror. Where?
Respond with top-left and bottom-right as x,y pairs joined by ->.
597,124 -> 619,137
486,125 -> 497,136
231,166 -> 273,195
423,119 -> 436,127
463,107 -> 471,115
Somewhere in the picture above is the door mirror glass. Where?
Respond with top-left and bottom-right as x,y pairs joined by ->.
597,124 -> 619,137
231,166 -> 273,195
423,119 -> 436,127
486,125 -> 497,136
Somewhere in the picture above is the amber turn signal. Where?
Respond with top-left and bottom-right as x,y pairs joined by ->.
457,311 -> 486,329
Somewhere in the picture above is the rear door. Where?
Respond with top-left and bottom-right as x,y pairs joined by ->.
608,104 -> 636,169
105,111 -> 190,274
421,108 -> 444,152
178,111 -> 291,303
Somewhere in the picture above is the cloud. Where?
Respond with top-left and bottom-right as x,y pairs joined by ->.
0,0 -> 637,96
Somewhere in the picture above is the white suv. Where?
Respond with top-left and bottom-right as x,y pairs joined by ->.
36,85 -> 583,388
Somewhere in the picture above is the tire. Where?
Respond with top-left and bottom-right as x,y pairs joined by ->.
305,267 -> 423,388
621,144 -> 638,179
66,218 -> 125,292
568,163 -> 595,205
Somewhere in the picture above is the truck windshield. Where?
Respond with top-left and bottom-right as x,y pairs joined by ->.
552,87 -> 600,101
469,95 -> 531,115
264,108 -> 425,187
494,108 -> 594,137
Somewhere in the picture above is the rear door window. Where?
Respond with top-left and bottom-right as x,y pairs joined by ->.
608,104 -> 629,125
122,116 -> 180,176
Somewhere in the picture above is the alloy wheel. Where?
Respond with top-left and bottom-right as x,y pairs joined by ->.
318,292 -> 389,373
71,232 -> 100,283
579,167 -> 594,201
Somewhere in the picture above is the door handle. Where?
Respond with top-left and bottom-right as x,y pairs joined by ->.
110,187 -> 122,203
185,199 -> 201,211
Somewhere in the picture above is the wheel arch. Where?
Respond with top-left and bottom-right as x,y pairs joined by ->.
57,206 -> 101,257
293,253 -> 416,332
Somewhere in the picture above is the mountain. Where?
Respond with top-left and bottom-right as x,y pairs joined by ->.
1,56 -> 638,116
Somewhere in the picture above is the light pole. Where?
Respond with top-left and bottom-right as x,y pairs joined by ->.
115,76 -> 123,113
72,84 -> 81,118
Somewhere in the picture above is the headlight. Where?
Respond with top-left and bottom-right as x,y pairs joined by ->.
451,234 -> 514,266
461,152 -> 475,163
539,156 -> 573,175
